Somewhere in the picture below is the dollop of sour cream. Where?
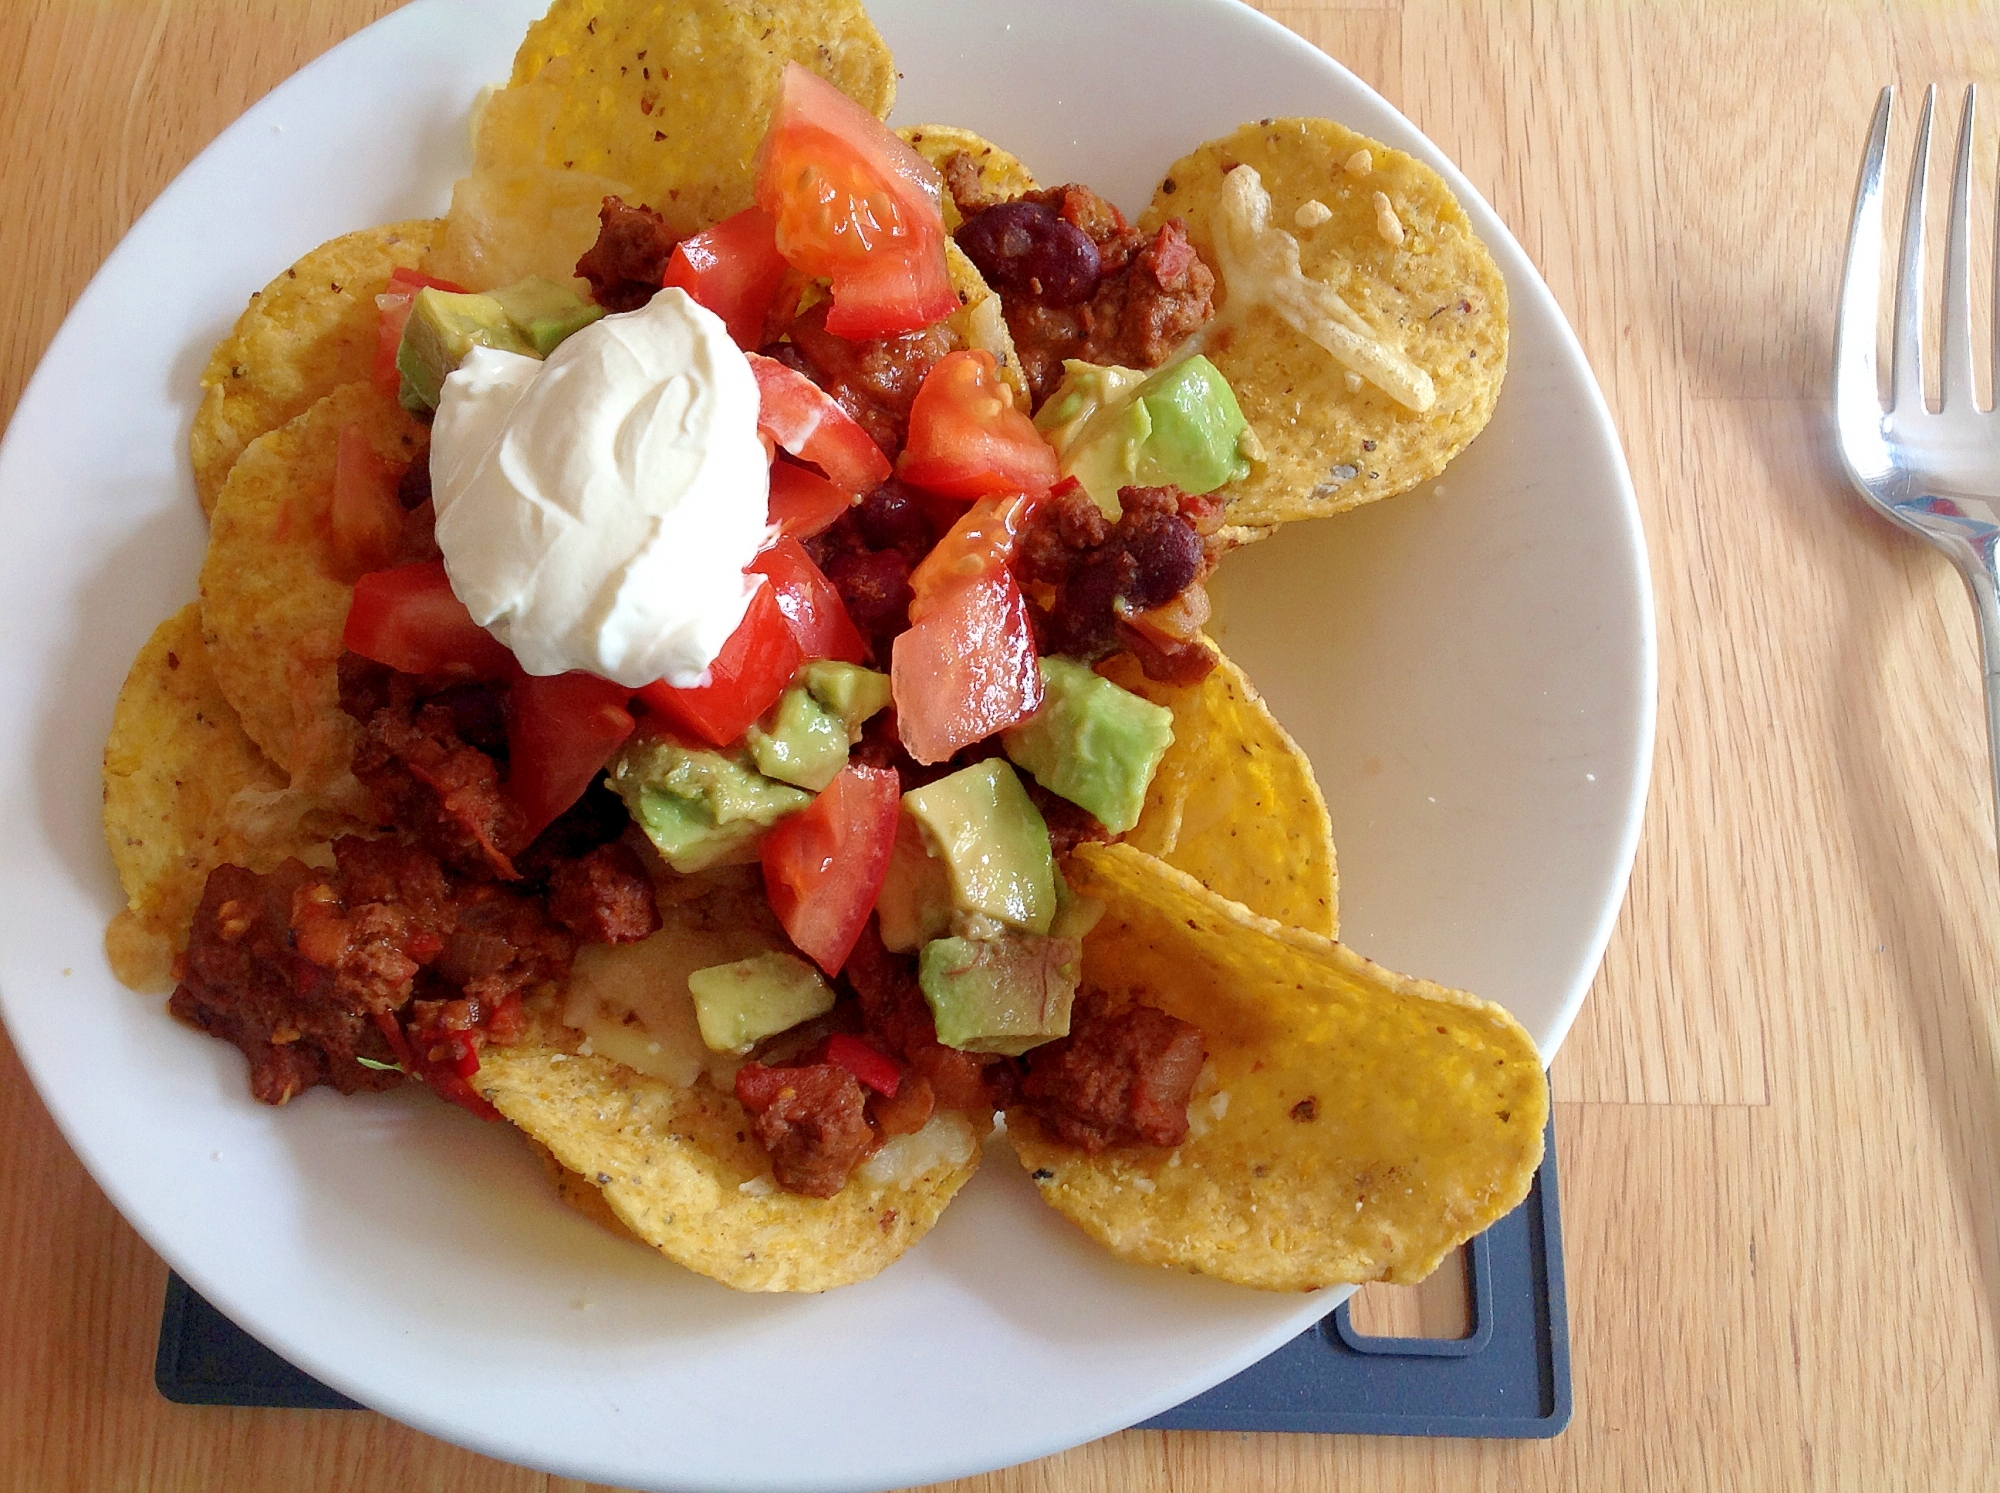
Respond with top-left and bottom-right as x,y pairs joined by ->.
430,288 -> 770,688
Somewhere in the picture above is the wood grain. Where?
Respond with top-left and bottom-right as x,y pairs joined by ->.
4,1 -> 2000,1489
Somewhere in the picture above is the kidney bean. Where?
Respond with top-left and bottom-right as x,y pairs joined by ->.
955,201 -> 1102,307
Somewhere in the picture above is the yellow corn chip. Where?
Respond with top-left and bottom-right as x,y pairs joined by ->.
101,604 -> 358,987
1141,119 -> 1507,528
477,1015 -> 981,1293
191,220 -> 441,514
899,125 -> 1039,231
1104,646 -> 1336,937
200,381 -> 422,804
1013,842 -> 1545,1289
491,0 -> 896,240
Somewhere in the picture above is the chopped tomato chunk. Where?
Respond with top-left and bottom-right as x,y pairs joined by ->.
767,458 -> 854,540
897,350 -> 1059,502
343,562 -> 517,679
752,65 -> 956,337
635,580 -> 802,747
750,535 -> 866,665
662,206 -> 792,350
823,1032 -> 901,1097
892,493 -> 1043,763
329,424 -> 406,581
374,267 -> 466,395
747,352 -> 893,494
505,672 -> 636,842
760,764 -> 902,974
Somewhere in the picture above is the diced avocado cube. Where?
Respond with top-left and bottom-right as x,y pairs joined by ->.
487,275 -> 605,355
918,930 -> 1081,1054
607,731 -> 811,873
799,660 -> 893,740
1135,354 -> 1251,495
1001,657 -> 1175,834
687,950 -> 837,1053
901,760 -> 1055,934
1035,355 -> 1250,516
875,811 -> 955,953
745,685 -> 850,792
396,287 -> 535,412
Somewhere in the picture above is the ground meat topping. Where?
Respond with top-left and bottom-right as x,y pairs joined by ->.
1013,482 -> 1221,682
349,696 -> 524,880
956,185 -> 1217,406
803,478 -> 942,663
733,1061 -> 877,1198
575,196 -> 677,312
1020,989 -> 1206,1151
546,840 -> 662,944
171,861 -> 405,1105
765,302 -> 960,459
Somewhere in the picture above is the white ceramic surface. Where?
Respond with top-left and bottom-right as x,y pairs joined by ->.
0,2 -> 1652,1489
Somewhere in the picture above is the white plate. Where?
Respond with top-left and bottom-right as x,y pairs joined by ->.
0,1 -> 1652,1488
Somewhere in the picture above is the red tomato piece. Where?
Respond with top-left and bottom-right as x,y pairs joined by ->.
343,561 -> 517,679
760,764 -> 902,974
634,580 -> 803,747
823,1032 -> 901,1097
746,352 -> 893,494
767,458 -> 854,540
752,65 -> 956,337
329,424 -> 406,581
907,493 -> 1033,619
891,569 -> 1042,764
505,671 -> 637,842
749,535 -> 866,664
896,350 -> 1059,501
661,206 -> 792,351
374,267 -> 467,395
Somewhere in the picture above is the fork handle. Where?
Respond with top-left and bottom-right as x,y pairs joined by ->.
1968,562 -> 2000,866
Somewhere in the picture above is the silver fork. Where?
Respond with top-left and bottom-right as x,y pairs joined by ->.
1836,84 -> 2000,859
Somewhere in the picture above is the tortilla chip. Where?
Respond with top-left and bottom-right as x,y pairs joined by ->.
101,604 -> 357,983
1105,647 -> 1336,938
899,125 -> 1039,231
474,873 -> 982,1292
489,0 -> 896,241
1142,119 -> 1507,528
477,1016 -> 981,1293
944,239 -> 1028,402
1013,843 -> 1545,1289
190,221 -> 441,514
200,381 -> 423,802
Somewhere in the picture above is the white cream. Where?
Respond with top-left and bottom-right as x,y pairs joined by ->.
430,289 -> 770,688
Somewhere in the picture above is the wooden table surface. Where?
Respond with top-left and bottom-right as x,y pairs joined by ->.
5,1 -> 1998,1488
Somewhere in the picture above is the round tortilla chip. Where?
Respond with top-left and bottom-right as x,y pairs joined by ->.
1013,843 -> 1545,1290
190,220 -> 441,514
899,125 -> 1039,231
1142,119 -> 1507,528
475,1015 -> 981,1293
200,381 -> 423,802
492,0 -> 896,239
101,604 -> 358,985
1104,646 -> 1337,937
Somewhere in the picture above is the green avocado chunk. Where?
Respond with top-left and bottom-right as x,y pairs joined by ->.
799,660 -> 894,739
901,759 -> 1055,934
745,686 -> 850,792
1001,657 -> 1176,834
486,275 -> 605,355
918,930 -> 1082,1054
1033,355 -> 1250,516
875,811 -> 956,953
607,731 -> 811,873
687,951 -> 837,1053
396,287 -> 535,413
